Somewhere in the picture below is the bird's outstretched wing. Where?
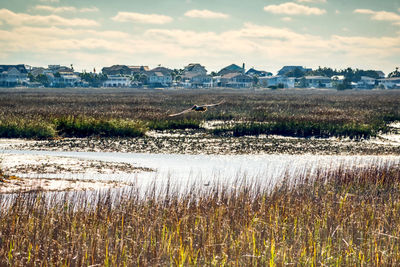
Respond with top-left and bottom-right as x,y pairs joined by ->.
201,100 -> 225,107
168,108 -> 193,117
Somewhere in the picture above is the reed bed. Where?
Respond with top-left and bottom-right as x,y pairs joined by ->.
0,88 -> 399,139
1,163 -> 400,266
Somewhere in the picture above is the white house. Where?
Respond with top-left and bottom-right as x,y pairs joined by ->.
103,75 -> 131,87
356,76 -> 376,89
220,73 -> 253,88
148,72 -> 172,87
181,72 -> 213,88
259,75 -> 295,88
304,76 -> 332,88
0,65 -> 29,87
378,78 -> 400,89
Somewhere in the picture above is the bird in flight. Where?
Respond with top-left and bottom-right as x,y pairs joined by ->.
168,100 -> 225,117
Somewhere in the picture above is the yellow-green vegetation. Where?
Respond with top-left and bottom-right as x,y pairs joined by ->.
54,116 -> 147,137
213,121 -> 382,139
1,163 -> 400,265
0,88 -> 399,139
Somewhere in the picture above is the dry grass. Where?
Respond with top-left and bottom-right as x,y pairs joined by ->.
0,88 -> 399,138
1,163 -> 400,266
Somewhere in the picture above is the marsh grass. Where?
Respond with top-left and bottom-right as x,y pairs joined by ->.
54,116 -> 147,137
0,88 -> 399,139
1,163 -> 400,266
213,121 -> 383,139
0,118 -> 56,139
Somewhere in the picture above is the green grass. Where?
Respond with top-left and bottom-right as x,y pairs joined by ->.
54,116 -> 147,137
1,163 -> 400,265
213,121 -> 385,139
0,119 -> 56,139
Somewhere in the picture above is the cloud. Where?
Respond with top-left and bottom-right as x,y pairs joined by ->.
39,0 -> 59,2
354,9 -> 400,26
111,12 -> 173,24
296,0 -> 326,3
34,5 -> 99,13
184,9 -> 229,19
0,8 -> 99,27
0,22 -> 398,74
264,2 -> 326,15
282,17 -> 292,22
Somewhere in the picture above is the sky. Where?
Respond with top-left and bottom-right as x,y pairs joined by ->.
0,0 -> 399,75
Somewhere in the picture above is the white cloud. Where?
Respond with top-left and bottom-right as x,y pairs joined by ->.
296,0 -> 326,3
264,2 -> 326,15
282,17 -> 292,22
39,0 -> 59,2
0,8 -> 99,27
354,9 -> 400,26
0,22 -> 398,74
34,5 -> 99,13
34,5 -> 77,13
111,12 -> 173,24
184,9 -> 229,19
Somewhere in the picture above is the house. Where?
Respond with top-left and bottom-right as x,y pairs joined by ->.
102,75 -> 131,87
51,72 -> 82,87
220,73 -> 252,88
246,68 -> 272,77
0,65 -> 29,87
259,75 -> 295,88
147,71 -> 172,87
181,73 -> 213,88
375,71 -> 385,79
356,76 -> 376,89
304,76 -> 332,88
128,66 -> 149,75
183,63 -> 207,76
101,65 -> 131,75
218,64 -> 245,76
277,66 -> 311,76
378,78 -> 400,89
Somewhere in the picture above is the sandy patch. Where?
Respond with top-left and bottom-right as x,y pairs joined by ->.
0,176 -> 130,194
0,153 -> 153,175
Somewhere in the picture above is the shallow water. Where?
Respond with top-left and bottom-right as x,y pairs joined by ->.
1,149 -> 399,193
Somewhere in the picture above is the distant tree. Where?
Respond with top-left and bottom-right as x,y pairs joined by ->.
298,77 -> 307,88
79,72 -> 107,87
285,67 -> 305,78
337,78 -> 352,90
28,73 -> 35,82
210,71 -> 218,77
388,67 -> 400,78
252,76 -> 259,86
54,72 -> 61,78
35,74 -> 49,87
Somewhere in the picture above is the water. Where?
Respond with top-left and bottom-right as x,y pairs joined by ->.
1,149 -> 399,192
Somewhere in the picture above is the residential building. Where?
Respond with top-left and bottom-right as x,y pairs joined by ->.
128,66 -> 149,75
378,78 -> 400,89
356,76 -> 376,89
181,73 -> 213,88
304,76 -> 332,88
102,75 -> 131,87
259,75 -> 295,88
148,71 -> 172,87
0,65 -> 29,87
101,65 -> 131,75
220,73 -> 253,88
183,63 -> 207,76
246,68 -> 272,77
218,64 -> 245,76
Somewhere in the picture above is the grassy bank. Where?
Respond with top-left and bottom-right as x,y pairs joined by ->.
148,119 -> 201,131
213,121 -> 385,139
1,163 -> 400,265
